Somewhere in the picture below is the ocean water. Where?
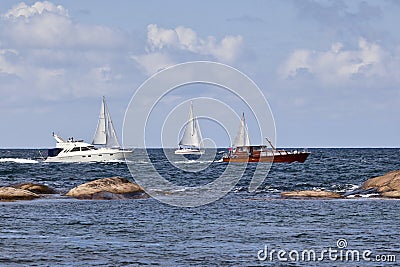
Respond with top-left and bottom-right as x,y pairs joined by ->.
0,148 -> 399,266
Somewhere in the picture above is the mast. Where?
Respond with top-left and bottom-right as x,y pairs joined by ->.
265,137 -> 276,150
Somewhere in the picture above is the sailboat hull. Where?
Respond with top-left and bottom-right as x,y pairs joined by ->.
174,148 -> 204,155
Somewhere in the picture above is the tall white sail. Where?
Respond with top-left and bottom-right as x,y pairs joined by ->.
179,102 -> 202,147
92,96 -> 120,148
233,113 -> 251,147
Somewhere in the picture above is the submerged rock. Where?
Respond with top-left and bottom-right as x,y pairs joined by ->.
281,190 -> 342,199
66,177 -> 146,200
0,187 -> 40,201
12,183 -> 56,194
362,170 -> 400,198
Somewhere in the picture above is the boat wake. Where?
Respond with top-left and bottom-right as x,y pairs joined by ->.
125,159 -> 150,164
173,160 -> 215,164
0,158 -> 39,164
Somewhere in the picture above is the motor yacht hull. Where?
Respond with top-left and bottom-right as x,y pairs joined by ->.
45,149 -> 132,163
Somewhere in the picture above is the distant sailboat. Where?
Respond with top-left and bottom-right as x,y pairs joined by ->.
45,97 -> 132,163
175,101 -> 204,155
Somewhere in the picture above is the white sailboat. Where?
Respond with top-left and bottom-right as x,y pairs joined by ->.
45,97 -> 132,163
175,101 -> 204,155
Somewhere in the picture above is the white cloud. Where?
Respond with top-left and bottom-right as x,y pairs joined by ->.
279,38 -> 388,83
2,1 -> 124,49
209,35 -> 244,62
0,1 -> 131,103
131,52 -> 174,75
134,24 -> 243,75
3,1 -> 67,19
0,49 -> 20,75
147,24 -> 179,50
146,24 -> 243,62
147,24 -> 243,63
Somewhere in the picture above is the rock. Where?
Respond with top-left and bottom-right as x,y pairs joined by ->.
362,170 -> 400,192
381,191 -> 400,198
281,190 -> 342,199
0,187 -> 40,201
11,183 -> 56,194
362,170 -> 400,198
65,177 -> 146,200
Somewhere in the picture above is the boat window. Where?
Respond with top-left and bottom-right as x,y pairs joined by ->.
47,148 -> 62,157
70,147 -> 80,152
81,147 -> 90,151
237,147 -> 248,152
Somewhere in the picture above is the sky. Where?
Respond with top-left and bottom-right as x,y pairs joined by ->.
0,0 -> 399,148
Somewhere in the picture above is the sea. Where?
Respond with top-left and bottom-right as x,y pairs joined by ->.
0,148 -> 399,266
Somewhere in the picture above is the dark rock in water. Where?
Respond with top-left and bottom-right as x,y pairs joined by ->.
0,187 -> 40,201
281,190 -> 342,199
12,183 -> 57,194
92,191 -> 125,200
362,170 -> 400,198
66,176 -> 147,200
82,191 -> 149,200
343,187 -> 378,197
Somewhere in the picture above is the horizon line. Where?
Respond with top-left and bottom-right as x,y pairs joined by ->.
1,146 -> 399,150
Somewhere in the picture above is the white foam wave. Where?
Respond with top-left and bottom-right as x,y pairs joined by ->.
346,193 -> 380,198
174,160 -> 217,164
125,160 -> 150,164
0,158 -> 39,164
347,184 -> 360,191
102,159 -> 125,163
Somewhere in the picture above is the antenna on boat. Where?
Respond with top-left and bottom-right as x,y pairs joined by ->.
265,137 -> 276,150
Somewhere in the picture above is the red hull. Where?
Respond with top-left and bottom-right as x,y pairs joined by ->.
222,151 -> 310,163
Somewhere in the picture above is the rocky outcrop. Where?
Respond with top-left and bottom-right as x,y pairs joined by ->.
362,170 -> 400,198
65,177 -> 146,200
0,187 -> 40,201
11,183 -> 57,194
281,190 -> 342,199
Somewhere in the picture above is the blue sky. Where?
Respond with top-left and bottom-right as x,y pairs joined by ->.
0,0 -> 399,148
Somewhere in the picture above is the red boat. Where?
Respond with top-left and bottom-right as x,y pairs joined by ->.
222,145 -> 310,163
222,113 -> 310,163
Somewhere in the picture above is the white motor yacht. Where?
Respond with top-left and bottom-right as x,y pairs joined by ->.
45,97 -> 132,163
